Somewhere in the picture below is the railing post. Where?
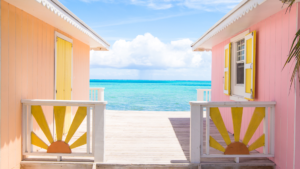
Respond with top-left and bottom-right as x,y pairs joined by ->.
270,106 -> 275,156
93,104 -> 106,162
197,89 -> 204,101
206,107 -> 210,155
264,107 -> 269,154
97,88 -> 105,101
27,105 -> 32,153
87,106 -> 91,154
190,104 -> 201,163
22,104 -> 27,154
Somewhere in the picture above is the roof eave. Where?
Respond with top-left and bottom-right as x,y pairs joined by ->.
192,0 -> 290,52
5,0 -> 110,50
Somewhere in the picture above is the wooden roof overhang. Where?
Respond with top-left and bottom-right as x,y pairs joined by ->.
191,0 -> 298,52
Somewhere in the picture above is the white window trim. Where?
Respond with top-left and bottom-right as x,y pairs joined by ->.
230,30 -> 249,101
230,95 -> 248,101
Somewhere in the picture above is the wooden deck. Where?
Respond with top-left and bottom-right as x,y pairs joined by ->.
22,110 -> 275,169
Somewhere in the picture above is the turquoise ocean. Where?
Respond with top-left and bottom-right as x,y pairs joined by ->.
90,80 -> 211,111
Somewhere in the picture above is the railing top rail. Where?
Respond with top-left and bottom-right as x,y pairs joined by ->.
189,101 -> 276,107
90,87 -> 105,90
21,99 -> 107,106
196,89 -> 211,91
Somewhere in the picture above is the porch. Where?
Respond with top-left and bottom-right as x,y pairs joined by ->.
21,108 -> 275,169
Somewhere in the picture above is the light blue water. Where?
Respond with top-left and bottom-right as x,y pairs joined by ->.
90,80 -> 211,111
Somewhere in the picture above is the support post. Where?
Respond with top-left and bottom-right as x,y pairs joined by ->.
235,157 -> 239,163
190,104 -> 201,163
98,88 -> 105,101
197,89 -> 204,101
206,107 -> 210,155
22,104 -> 27,154
93,104 -> 106,162
264,107 -> 269,154
27,106 -> 32,153
87,106 -> 91,154
270,106 -> 275,156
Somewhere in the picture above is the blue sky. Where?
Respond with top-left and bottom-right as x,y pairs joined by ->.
59,0 -> 242,80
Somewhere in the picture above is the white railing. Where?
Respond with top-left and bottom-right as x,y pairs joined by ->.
197,89 -> 211,101
189,101 -> 276,164
21,99 -> 107,162
90,88 -> 105,101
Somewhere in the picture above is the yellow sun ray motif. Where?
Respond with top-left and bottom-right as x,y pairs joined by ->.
65,107 -> 87,144
31,106 -> 54,144
31,132 -> 49,149
70,132 -> 87,149
242,107 -> 265,145
209,107 -> 266,155
31,106 -> 88,154
231,107 -> 243,142
54,106 -> 66,141
248,134 -> 265,151
210,107 -> 231,145
210,136 -> 225,152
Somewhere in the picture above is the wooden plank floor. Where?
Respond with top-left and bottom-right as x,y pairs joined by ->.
24,110 -> 275,167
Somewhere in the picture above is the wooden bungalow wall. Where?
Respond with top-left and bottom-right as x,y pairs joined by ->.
0,0 -> 90,168
211,4 -> 298,169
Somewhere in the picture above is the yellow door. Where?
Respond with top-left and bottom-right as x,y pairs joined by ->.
56,37 -> 72,134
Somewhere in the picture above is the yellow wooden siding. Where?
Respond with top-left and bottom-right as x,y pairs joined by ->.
65,107 -> 87,143
248,134 -> 265,151
243,107 -> 265,145
210,107 -> 231,145
70,132 -> 87,149
210,136 -> 225,152
231,107 -> 243,142
225,72 -> 228,90
224,43 -> 231,95
31,132 -> 49,150
31,106 -> 54,144
245,37 -> 253,94
244,31 -> 256,100
54,106 -> 66,141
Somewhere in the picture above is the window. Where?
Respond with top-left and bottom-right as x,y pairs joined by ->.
224,30 -> 256,101
229,30 -> 249,100
236,39 -> 245,84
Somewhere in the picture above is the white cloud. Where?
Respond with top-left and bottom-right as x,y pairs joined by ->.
90,33 -> 211,80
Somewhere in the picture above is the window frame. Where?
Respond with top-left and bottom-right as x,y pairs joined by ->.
229,30 -> 249,101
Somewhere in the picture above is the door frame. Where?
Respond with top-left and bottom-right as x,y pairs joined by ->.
54,31 -> 73,100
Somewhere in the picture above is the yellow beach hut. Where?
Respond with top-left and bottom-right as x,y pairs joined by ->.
0,0 -> 109,168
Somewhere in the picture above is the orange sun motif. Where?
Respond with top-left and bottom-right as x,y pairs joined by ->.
31,106 -> 88,153
209,107 -> 266,154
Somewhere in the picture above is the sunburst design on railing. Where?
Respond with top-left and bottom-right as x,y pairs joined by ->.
31,106 -> 87,153
209,107 -> 265,154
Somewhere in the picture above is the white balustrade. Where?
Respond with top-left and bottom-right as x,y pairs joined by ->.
21,99 -> 107,162
197,89 -> 211,101
189,101 -> 276,164
90,88 -> 105,101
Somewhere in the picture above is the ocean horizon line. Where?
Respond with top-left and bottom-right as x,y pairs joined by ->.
90,79 -> 211,82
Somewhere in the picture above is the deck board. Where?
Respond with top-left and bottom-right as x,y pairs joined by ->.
24,110 -> 275,166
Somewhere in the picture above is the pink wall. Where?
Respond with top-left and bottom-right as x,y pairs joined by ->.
0,1 -> 90,168
211,4 -> 298,169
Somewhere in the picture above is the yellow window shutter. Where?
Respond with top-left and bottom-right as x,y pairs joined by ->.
224,43 -> 231,96
244,31 -> 256,100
